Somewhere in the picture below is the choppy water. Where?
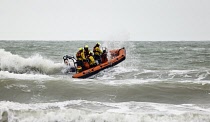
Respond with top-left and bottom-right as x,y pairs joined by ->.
1,41 -> 210,122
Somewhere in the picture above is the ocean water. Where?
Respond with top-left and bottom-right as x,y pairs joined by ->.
0,40 -> 210,122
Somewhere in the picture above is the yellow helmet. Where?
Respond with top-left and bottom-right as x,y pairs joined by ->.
89,51 -> 93,56
79,47 -> 83,51
96,42 -> 100,46
84,45 -> 88,49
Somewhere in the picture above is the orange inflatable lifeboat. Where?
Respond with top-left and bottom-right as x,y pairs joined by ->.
72,47 -> 126,78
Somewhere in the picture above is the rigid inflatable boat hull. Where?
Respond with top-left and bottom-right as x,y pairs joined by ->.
72,47 -> 126,78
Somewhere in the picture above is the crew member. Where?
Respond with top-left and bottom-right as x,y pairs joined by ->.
101,48 -> 108,63
84,45 -> 91,58
76,48 -> 85,71
87,52 -> 97,68
93,43 -> 102,64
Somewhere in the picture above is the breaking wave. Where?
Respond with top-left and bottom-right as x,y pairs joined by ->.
0,49 -> 64,75
1,100 -> 210,122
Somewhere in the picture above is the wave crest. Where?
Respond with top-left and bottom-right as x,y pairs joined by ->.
0,49 -> 63,74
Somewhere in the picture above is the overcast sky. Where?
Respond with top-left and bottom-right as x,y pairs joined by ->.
0,0 -> 210,41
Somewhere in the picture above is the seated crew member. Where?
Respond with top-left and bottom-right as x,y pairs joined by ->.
76,48 -> 86,71
87,52 -> 97,68
93,42 -> 102,64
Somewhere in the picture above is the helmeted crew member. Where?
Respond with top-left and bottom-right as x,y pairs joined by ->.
87,52 -> 97,68
93,43 -> 102,64
76,47 -> 85,71
101,48 -> 108,63
84,45 -> 91,58
82,45 -> 91,70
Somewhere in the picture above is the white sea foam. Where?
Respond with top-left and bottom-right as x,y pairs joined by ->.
169,70 -> 197,74
0,49 -> 64,74
98,66 -> 138,80
0,100 -> 210,122
0,71 -> 54,81
97,79 -> 160,86
5,84 -> 31,92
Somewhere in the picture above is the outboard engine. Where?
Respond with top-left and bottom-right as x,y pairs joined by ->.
63,55 -> 76,72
